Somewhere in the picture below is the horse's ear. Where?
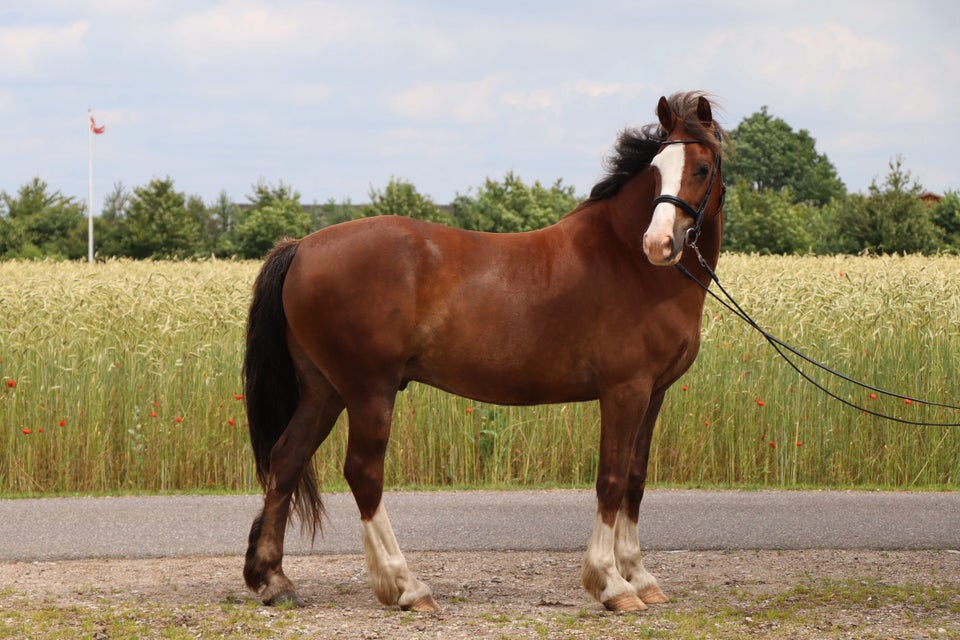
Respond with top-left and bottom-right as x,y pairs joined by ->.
657,96 -> 675,132
696,95 -> 713,126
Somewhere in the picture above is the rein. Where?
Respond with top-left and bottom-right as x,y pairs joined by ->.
675,246 -> 960,427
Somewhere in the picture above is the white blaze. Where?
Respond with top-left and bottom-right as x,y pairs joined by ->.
648,143 -> 685,243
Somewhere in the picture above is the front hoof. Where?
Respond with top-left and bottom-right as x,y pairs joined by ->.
603,593 -> 647,612
637,585 -> 669,604
402,595 -> 441,613
264,591 -> 306,608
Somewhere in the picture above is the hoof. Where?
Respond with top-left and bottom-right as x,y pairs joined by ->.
264,591 -> 306,608
402,595 -> 441,613
603,593 -> 647,612
637,585 -> 669,604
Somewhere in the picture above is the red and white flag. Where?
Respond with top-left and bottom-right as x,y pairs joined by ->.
89,112 -> 105,135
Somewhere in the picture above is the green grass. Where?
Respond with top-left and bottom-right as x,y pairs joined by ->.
2,577 -> 957,639
1,254 -> 958,496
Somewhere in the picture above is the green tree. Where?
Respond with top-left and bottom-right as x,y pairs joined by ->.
205,190 -> 242,256
723,183 -> 820,254
0,177 -> 86,259
727,106 -> 845,206
312,198 -> 360,229
364,177 -> 451,224
451,172 -> 579,233
93,182 -> 130,258
119,177 -> 203,259
930,190 -> 960,251
827,157 -> 942,255
233,181 -> 310,258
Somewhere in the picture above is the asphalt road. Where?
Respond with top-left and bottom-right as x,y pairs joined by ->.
1,490 -> 958,563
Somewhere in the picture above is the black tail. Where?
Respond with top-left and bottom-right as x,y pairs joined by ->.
243,239 -> 324,536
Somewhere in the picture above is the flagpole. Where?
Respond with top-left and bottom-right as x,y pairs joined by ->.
87,110 -> 94,263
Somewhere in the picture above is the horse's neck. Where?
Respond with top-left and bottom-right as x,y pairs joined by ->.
605,168 -> 657,254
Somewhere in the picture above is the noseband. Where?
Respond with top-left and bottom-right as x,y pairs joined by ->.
650,131 -> 725,246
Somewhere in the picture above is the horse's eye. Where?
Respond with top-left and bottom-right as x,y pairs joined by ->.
695,163 -> 710,178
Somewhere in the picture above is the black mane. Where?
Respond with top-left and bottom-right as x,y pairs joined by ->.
587,91 -> 725,202
588,124 -> 665,201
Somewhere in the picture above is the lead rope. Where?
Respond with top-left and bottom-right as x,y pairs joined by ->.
675,243 -> 960,427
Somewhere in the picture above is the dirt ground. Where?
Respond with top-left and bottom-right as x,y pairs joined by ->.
2,549 -> 959,639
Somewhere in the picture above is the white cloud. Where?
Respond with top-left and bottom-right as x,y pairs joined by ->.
169,2 -> 299,58
0,21 -> 89,75
390,78 -> 503,124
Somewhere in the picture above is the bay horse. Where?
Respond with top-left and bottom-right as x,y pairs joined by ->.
243,91 -> 727,613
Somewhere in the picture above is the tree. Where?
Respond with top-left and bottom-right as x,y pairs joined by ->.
204,190 -> 241,256
930,190 -> 960,251
726,106 -> 845,206
0,177 -> 86,259
723,183 -> 820,254
826,157 -> 942,255
364,177 -> 451,225
312,198 -> 360,229
451,172 -> 580,233
233,181 -> 310,258
119,177 -> 203,259
94,182 -> 131,258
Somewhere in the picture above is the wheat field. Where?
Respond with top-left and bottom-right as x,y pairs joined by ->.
1,254 -> 957,495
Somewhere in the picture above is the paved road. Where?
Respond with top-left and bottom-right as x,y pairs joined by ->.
1,490 -> 958,562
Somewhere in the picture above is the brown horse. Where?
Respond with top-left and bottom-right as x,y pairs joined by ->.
242,91 -> 727,613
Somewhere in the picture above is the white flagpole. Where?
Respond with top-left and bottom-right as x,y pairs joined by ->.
87,110 -> 94,263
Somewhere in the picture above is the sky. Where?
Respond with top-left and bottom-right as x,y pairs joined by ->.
2,1 -> 959,214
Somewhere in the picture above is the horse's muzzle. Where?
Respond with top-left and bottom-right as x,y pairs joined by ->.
642,231 -> 683,266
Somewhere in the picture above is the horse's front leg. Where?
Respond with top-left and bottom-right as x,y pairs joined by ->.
615,390 -> 669,605
581,382 -> 651,612
344,393 -> 439,612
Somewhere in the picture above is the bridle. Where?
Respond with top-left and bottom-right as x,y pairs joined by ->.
650,130 -> 726,247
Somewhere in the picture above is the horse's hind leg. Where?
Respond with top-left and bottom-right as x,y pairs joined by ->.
245,357 -> 344,606
343,390 -> 438,612
615,389 -> 669,605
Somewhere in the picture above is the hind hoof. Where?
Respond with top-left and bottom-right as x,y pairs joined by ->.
637,585 -> 669,604
402,595 -> 441,613
603,593 -> 647,612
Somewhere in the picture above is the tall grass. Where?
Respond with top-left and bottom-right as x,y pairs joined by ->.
1,255 -> 958,496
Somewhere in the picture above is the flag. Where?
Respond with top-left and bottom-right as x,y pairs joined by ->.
89,113 -> 105,135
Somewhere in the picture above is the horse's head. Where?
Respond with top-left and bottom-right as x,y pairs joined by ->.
643,94 -> 725,266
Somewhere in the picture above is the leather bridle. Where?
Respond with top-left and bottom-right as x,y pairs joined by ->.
650,131 -> 725,247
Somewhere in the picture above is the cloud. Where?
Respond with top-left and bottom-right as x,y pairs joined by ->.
389,78 -> 503,124
0,21 -> 89,75
169,3 -> 299,59
502,81 -> 647,112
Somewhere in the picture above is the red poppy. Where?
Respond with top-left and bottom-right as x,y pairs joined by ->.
5,379 -> 16,389
869,393 -> 877,400
21,428 -> 31,435
465,407 -> 473,414
149,411 -> 158,418
796,441 -> 803,447
233,394 -> 244,401
769,441 -> 776,449
228,418 -> 236,426
59,420 -> 66,427
682,385 -> 689,392
904,398 -> 913,405
175,416 -> 185,423
755,399 -> 766,407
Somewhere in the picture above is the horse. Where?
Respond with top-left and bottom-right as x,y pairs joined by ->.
242,91 -> 727,613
